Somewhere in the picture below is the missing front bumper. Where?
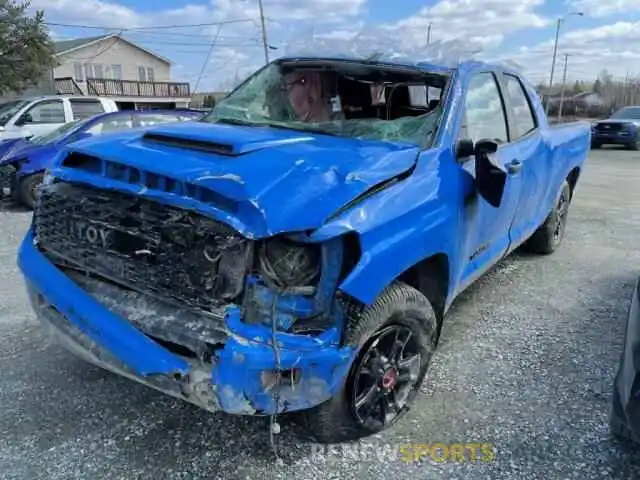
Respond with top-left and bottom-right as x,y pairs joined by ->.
19,230 -> 355,415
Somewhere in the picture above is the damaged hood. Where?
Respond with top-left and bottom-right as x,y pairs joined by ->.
60,121 -> 420,237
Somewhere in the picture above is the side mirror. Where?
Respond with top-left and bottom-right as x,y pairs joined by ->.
455,138 -> 475,159
473,138 -> 505,208
474,138 -> 499,155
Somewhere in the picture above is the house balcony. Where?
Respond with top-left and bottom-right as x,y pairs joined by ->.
54,77 -> 191,99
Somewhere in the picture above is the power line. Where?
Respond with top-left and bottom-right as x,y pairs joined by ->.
193,24 -> 224,94
44,18 -> 256,31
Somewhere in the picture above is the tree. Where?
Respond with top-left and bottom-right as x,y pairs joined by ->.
593,78 -> 602,94
0,1 -> 57,96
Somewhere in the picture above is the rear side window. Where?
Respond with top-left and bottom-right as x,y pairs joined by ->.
503,74 -> 537,139
85,115 -> 134,135
135,113 -> 184,127
462,72 -> 509,144
70,99 -> 105,120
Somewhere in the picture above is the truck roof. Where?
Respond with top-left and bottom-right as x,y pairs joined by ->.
17,95 -> 116,102
275,56 -> 518,76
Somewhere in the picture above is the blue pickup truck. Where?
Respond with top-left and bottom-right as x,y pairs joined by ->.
17,57 -> 590,443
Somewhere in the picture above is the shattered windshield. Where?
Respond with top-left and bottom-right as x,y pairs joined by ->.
202,61 -> 448,148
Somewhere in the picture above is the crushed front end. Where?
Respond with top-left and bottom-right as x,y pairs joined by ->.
18,178 -> 356,415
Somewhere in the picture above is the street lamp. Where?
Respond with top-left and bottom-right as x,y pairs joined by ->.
558,53 -> 571,122
545,11 -> 583,115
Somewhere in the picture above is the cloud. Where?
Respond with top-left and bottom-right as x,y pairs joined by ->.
496,21 -> 640,84
566,0 -> 637,18
35,0 -> 640,91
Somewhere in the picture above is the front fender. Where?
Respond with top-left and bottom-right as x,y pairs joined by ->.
309,149 -> 459,305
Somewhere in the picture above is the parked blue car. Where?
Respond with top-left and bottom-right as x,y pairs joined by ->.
18,57 -> 591,443
0,109 -> 202,207
591,106 -> 640,150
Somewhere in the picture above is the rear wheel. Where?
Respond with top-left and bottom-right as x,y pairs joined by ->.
627,141 -> 640,151
303,282 -> 438,443
18,173 -> 44,210
591,142 -> 601,149
524,180 -> 572,254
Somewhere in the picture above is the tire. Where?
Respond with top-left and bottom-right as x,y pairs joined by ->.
524,180 -> 572,255
591,142 -> 601,149
610,408 -> 640,444
627,141 -> 640,151
18,173 -> 44,210
303,282 -> 438,443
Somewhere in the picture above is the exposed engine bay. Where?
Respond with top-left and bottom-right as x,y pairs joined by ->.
33,181 -> 332,342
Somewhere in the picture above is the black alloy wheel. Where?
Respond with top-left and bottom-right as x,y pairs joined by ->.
350,324 -> 423,430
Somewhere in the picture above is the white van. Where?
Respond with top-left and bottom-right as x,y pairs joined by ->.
0,96 -> 119,141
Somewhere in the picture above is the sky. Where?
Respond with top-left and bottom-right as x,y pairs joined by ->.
30,0 -> 640,91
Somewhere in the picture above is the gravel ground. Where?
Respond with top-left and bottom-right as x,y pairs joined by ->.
2,148 -> 640,479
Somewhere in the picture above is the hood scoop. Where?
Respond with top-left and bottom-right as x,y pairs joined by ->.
142,132 -> 236,156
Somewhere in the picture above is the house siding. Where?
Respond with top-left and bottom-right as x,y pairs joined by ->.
54,37 -> 171,88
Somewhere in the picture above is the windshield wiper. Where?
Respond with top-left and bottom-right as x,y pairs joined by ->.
213,118 -> 255,127
262,122 -> 338,137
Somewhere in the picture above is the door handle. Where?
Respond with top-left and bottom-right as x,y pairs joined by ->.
506,159 -> 522,174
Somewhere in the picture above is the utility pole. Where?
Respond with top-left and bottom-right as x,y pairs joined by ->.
558,53 -> 570,122
545,11 -> 583,116
258,0 -> 270,65
425,23 -> 432,47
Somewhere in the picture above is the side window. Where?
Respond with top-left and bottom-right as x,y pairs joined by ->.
462,72 -> 509,144
85,115 -> 134,135
70,99 -> 105,120
73,63 -> 84,82
503,74 -> 537,139
135,113 -> 182,127
21,100 -> 66,124
111,65 -> 122,80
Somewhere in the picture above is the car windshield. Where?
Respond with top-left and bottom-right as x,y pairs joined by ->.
201,61 -> 448,147
29,119 -> 86,145
0,100 -> 28,126
611,107 -> 640,120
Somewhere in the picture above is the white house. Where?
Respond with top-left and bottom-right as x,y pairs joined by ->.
49,34 -> 190,110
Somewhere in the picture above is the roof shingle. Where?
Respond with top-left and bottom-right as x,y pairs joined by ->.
54,35 -> 113,54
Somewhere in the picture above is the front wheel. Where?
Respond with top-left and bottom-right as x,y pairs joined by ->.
524,180 -> 572,254
591,142 -> 602,149
303,282 -> 438,443
18,173 -> 44,210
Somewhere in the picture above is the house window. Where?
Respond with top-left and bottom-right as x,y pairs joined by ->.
94,64 -> 104,79
111,64 -> 122,80
84,63 -> 93,80
147,67 -> 155,82
73,63 -> 84,82
138,66 -> 147,81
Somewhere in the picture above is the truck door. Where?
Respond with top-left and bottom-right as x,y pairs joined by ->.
456,71 -> 523,288
13,99 -> 67,139
497,72 -> 551,248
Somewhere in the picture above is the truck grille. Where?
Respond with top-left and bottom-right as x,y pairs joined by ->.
595,122 -> 625,132
34,181 -> 253,313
